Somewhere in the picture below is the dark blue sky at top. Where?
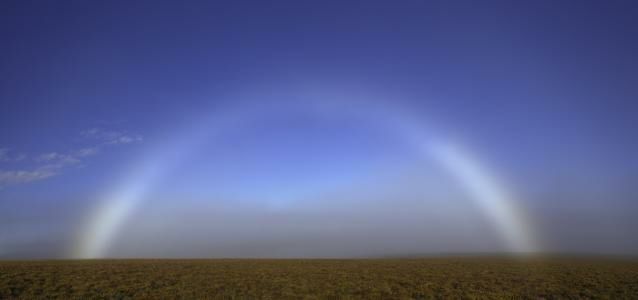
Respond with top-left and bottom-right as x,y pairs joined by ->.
1,1 -> 638,257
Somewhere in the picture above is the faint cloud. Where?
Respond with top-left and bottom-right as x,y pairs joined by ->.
0,169 -> 56,186
112,135 -> 143,144
0,128 -> 142,188
76,147 -> 99,157
34,152 -> 81,167
81,128 -> 143,145
81,128 -> 100,137
35,152 -> 62,162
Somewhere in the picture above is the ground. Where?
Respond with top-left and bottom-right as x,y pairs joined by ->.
1,257 -> 637,299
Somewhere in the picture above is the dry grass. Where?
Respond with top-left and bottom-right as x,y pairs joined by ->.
1,257 -> 637,299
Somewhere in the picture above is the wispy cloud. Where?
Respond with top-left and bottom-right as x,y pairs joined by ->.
81,128 -> 143,145
35,152 -> 65,163
76,147 -> 99,157
0,169 -> 56,185
0,128 -> 142,188
34,152 -> 81,168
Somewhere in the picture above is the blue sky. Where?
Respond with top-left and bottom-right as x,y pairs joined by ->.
1,1 -> 638,258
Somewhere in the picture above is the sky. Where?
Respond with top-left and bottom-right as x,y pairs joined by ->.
1,0 -> 638,258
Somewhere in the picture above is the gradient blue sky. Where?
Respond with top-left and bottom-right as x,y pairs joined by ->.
1,1 -> 637,258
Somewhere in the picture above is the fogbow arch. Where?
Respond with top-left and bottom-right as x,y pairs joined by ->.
74,91 -> 537,258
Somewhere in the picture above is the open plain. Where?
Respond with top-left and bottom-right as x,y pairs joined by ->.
1,257 -> 637,299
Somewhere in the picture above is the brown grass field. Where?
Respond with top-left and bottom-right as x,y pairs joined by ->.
1,257 -> 637,299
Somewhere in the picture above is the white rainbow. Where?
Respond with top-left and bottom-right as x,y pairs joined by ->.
74,93 -> 537,258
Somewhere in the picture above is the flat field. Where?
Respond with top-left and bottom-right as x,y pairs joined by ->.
1,257 -> 637,299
